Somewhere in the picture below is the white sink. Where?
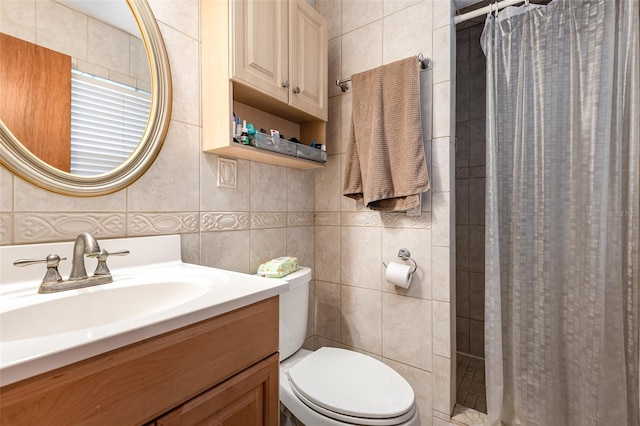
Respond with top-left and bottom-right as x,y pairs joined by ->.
0,278 -> 215,342
0,235 -> 289,387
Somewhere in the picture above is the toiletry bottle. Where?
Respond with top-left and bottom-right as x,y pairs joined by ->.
232,113 -> 236,139
236,117 -> 242,142
241,120 -> 248,144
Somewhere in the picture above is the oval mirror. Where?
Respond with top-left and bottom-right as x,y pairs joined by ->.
0,0 -> 171,196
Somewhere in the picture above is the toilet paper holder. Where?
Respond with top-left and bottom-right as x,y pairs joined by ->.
383,248 -> 417,274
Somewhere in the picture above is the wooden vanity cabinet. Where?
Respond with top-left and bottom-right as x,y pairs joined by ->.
0,297 -> 279,426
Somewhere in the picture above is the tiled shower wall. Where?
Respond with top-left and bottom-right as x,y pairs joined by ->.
455,23 -> 486,359
312,1 -> 457,423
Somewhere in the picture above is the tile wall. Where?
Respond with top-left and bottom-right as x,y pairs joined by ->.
0,0 -> 458,423
1,0 -> 150,90
455,23 -> 485,359
313,0 -> 457,423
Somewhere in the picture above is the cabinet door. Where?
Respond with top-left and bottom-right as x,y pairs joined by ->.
154,354 -> 279,426
289,0 -> 328,121
232,0 -> 288,103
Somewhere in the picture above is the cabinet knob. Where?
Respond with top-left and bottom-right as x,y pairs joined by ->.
282,80 -> 290,88
293,86 -> 301,94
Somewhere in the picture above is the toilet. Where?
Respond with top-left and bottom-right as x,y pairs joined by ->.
279,267 -> 420,426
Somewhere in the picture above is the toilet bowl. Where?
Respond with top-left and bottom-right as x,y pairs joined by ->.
278,268 -> 420,426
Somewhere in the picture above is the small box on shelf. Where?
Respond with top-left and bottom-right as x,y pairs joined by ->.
296,144 -> 326,163
252,132 -> 298,156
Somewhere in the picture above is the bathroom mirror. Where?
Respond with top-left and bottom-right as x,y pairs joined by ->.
0,0 -> 172,196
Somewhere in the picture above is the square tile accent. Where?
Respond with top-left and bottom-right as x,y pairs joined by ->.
217,157 -> 237,188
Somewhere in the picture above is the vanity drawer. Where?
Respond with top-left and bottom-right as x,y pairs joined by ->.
0,297 -> 279,426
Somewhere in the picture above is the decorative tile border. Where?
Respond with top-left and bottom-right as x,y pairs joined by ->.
251,212 -> 287,229
201,212 -> 249,231
14,213 -> 126,243
0,213 -> 12,245
287,212 -> 315,227
315,212 -> 340,226
341,211 -> 381,227
469,166 -> 485,178
128,212 -> 198,236
456,167 -> 470,179
381,212 -> 431,229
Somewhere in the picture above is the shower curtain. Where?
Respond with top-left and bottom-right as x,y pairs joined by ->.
482,1 -> 639,425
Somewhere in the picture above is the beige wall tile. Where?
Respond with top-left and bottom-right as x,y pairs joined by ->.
250,228 -> 287,273
315,336 -> 342,350
383,0 -> 432,65
251,162 -> 288,212
315,280 -> 341,341
431,191 -> 451,247
287,168 -> 315,212
315,0 -> 341,40
307,280 -> 316,339
432,0 -> 452,30
383,0 -> 422,17
1,0 -> 36,42
127,121 -> 200,212
200,230 -> 250,273
433,300 -> 452,357
328,37 -> 343,98
315,226 -> 341,283
433,81 -> 452,138
432,137 -> 451,192
88,18 -> 129,76
341,226 -> 382,289
148,0 -> 199,40
200,156 -> 251,212
432,355 -> 454,414
158,21 -> 199,126
384,358 -> 433,424
432,25 -> 451,84
180,232 -> 200,264
341,285 -> 382,354
342,20 -> 383,78
315,154 -> 341,211
326,96 -> 342,154
286,226 -> 314,269
36,0 -> 87,60
0,167 -> 13,212
13,177 -> 126,212
342,0 -> 383,34
432,245 -> 451,302
382,293 -> 432,370
382,227 -> 432,299
0,213 -> 12,245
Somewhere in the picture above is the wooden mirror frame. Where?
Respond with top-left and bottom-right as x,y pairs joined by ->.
0,0 -> 172,197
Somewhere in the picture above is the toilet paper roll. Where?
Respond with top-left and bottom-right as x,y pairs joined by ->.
385,261 -> 413,289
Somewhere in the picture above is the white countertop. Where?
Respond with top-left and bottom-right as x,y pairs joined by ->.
0,235 -> 289,386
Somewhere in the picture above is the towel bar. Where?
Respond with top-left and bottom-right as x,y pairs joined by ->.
336,53 -> 432,93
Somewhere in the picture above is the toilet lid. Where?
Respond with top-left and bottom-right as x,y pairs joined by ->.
287,347 -> 416,423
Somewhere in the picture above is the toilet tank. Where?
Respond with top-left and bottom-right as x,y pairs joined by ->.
279,267 -> 312,361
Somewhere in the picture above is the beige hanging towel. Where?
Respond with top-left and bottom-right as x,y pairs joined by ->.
343,56 -> 430,212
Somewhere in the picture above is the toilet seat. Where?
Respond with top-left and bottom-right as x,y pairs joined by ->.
286,347 -> 416,425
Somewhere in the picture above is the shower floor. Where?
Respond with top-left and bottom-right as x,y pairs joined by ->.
456,353 -> 487,413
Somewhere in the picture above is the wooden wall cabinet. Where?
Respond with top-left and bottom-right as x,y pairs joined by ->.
202,0 -> 328,169
0,298 -> 279,426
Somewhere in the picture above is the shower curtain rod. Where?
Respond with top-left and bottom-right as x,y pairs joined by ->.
454,0 -> 525,24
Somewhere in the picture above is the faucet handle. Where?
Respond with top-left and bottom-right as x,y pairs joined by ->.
88,249 -> 129,276
13,254 -> 67,284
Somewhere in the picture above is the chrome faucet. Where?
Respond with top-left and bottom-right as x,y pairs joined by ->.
13,232 -> 129,293
69,232 -> 101,281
